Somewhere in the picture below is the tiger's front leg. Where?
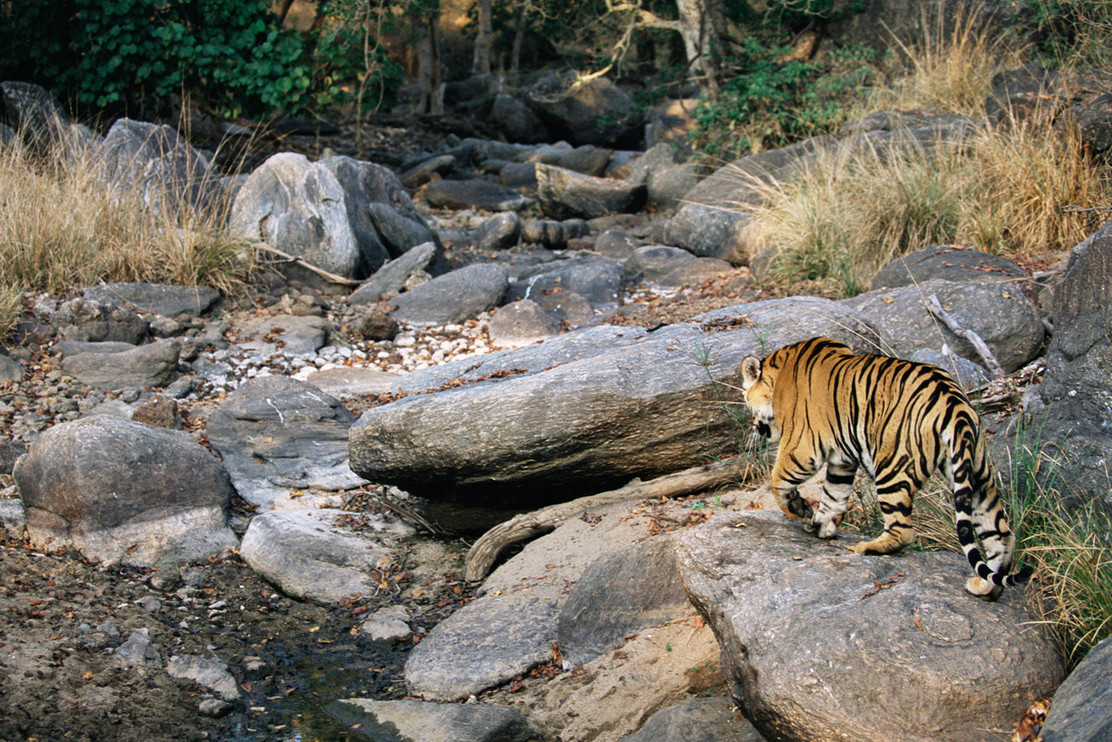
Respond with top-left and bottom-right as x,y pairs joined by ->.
770,458 -> 816,524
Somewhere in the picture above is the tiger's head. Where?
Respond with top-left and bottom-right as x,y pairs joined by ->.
741,354 -> 780,443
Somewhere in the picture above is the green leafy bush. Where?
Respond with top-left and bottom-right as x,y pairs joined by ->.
0,0 -> 327,118
689,39 -> 876,159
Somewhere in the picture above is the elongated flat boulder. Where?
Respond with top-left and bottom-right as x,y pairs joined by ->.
349,297 -> 878,508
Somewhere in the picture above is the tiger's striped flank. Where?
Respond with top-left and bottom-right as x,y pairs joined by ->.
740,337 -> 1031,600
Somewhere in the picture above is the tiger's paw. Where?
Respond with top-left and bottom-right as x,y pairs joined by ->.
786,495 -> 813,521
965,576 -> 1003,601
815,519 -> 839,539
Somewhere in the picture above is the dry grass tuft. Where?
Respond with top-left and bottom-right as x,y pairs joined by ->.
0,130 -> 251,345
739,120 -> 1112,296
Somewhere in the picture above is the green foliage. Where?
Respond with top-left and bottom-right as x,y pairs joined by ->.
0,0 -> 400,118
1017,0 -> 1112,67
690,40 -> 876,159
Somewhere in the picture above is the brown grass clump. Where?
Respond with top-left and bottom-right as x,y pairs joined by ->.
0,130 -> 251,346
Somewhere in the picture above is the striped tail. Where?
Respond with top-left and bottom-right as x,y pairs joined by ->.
950,424 -> 1028,600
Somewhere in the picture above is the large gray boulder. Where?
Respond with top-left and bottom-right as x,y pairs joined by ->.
83,282 -> 221,319
535,163 -> 646,220
14,416 -> 238,566
844,279 -> 1045,373
677,511 -> 1063,742
870,245 -> 1028,290
1,81 -> 71,152
230,153 -> 360,285
320,155 -> 439,272
100,118 -> 224,217
556,537 -> 691,669
205,375 -> 367,510
389,263 -> 510,325
524,71 -> 640,147
60,338 -> 180,389
405,591 -> 560,700
1022,219 -> 1112,511
1041,635 -> 1112,742
239,508 -> 412,605
660,205 -> 754,265
349,297 -> 878,507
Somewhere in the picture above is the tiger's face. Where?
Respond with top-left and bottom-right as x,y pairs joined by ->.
741,355 -> 780,443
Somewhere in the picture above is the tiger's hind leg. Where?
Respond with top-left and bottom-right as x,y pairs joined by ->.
811,460 -> 858,539
853,466 -> 918,555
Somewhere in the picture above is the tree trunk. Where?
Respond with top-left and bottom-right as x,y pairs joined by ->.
415,8 -> 443,115
510,0 -> 531,83
674,0 -> 725,98
472,0 -> 493,76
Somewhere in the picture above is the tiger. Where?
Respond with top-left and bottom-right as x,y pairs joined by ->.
739,336 -> 1031,600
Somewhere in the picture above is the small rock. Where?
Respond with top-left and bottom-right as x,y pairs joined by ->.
360,605 -> 412,642
358,310 -> 400,341
116,628 -> 162,669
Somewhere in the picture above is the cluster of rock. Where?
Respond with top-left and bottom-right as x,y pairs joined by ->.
3,74 -> 1112,741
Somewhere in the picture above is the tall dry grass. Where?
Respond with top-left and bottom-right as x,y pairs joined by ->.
739,118 -> 1112,296
0,131 -> 251,346
870,0 -> 1023,115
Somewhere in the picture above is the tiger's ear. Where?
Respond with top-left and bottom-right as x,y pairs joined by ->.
741,356 -> 761,389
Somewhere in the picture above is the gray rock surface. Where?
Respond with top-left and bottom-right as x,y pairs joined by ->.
166,655 -> 240,702
0,353 -> 22,383
557,537 -> 691,669
487,299 -> 561,348
230,152 -> 360,285
14,415 -> 237,567
84,282 -> 221,319
423,179 -> 530,212
1041,635 -> 1112,742
619,697 -> 764,742
320,155 -> 435,271
328,699 -> 539,742
60,338 -> 180,389
205,376 -> 367,510
404,591 -> 559,700
348,241 -> 444,306
1022,219 -> 1112,510
506,256 -> 624,309
350,297 -> 877,507
844,279 -> 1044,373
677,511 -> 1064,742
236,314 -> 331,358
239,508 -> 412,605
99,118 -> 224,216
55,298 -> 149,344
389,263 -> 510,325
870,245 -> 1028,290
625,245 -> 698,281
524,72 -> 638,147
0,81 -> 71,151
661,205 -> 755,265
536,163 -> 646,220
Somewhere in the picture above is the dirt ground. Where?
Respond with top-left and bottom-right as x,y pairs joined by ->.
0,521 -> 474,742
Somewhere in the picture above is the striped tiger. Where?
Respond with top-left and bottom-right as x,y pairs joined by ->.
740,336 -> 1031,600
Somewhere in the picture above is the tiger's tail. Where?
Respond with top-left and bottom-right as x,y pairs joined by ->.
949,421 -> 1031,600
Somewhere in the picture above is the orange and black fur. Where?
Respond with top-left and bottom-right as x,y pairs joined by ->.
740,337 -> 1030,599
